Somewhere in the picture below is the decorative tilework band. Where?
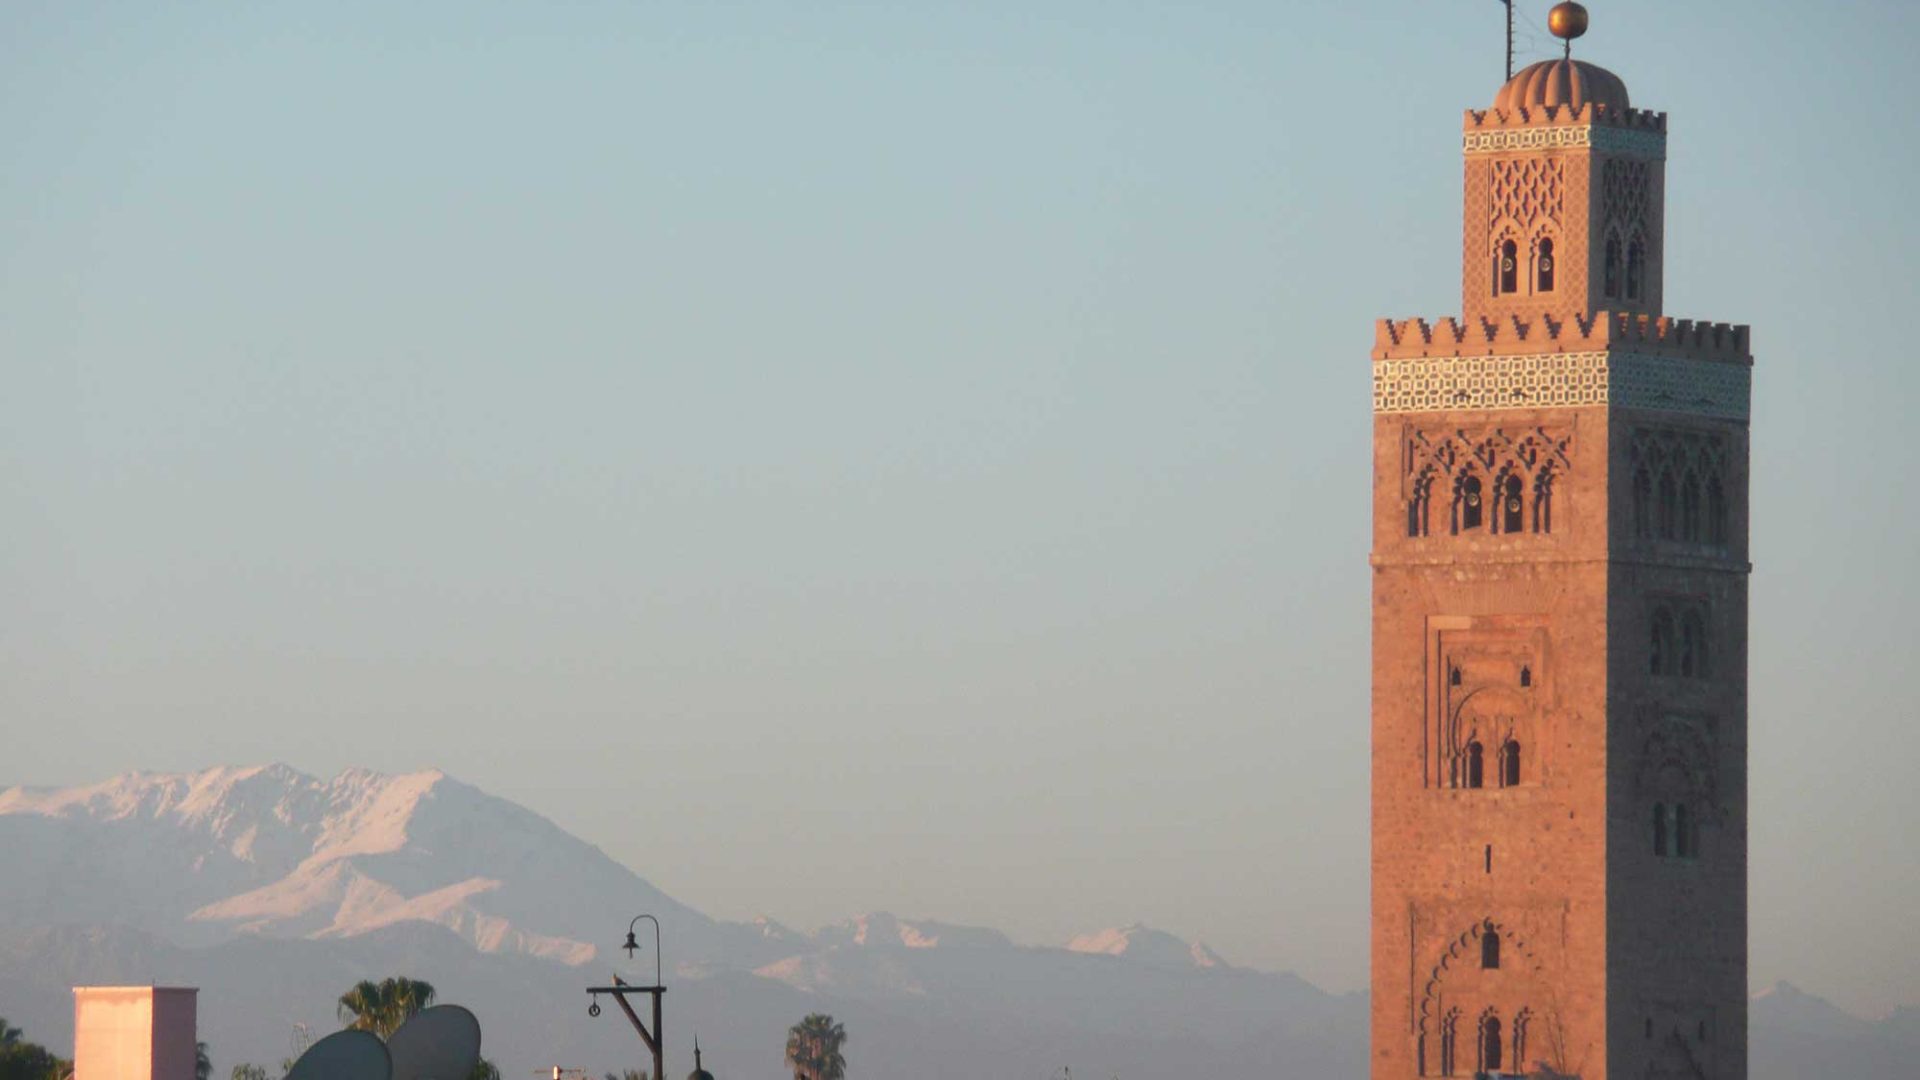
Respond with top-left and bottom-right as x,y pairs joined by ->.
1463,125 -> 1667,160
1372,351 -> 1749,420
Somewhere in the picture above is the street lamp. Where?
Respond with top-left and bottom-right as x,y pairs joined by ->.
588,914 -> 666,1080
623,914 -> 662,986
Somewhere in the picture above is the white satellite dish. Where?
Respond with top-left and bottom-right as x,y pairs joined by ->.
285,1029 -> 391,1080
387,1004 -> 482,1080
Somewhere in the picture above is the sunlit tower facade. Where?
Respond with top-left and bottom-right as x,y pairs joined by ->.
1368,7 -> 1752,1078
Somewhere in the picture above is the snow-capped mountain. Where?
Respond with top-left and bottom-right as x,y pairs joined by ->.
0,764 -> 716,967
1,766 -> 1909,1080
1066,922 -> 1230,969
0,765 -> 1357,1077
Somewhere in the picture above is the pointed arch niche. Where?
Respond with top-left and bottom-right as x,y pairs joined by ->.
1415,917 -> 1552,1078
1430,620 -> 1549,791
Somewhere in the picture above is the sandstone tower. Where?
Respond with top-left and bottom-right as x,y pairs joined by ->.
1368,18 -> 1752,1080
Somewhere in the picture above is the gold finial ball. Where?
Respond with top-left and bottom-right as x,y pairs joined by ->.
1548,2 -> 1590,41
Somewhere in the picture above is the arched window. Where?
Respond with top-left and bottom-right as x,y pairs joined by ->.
1604,234 -> 1623,298
1536,236 -> 1555,292
1408,474 -> 1432,538
1519,665 -> 1532,688
1500,740 -> 1521,787
1458,474 -> 1484,532
1498,239 -> 1518,295
1651,608 -> 1675,675
1627,236 -> 1646,300
1450,665 -> 1462,687
1440,1010 -> 1460,1077
1481,924 -> 1501,969
1674,803 -> 1692,858
1500,473 -> 1524,534
1465,740 -> 1485,789
1706,474 -> 1728,546
1680,610 -> 1708,679
1533,469 -> 1554,534
1654,802 -> 1669,856
1657,470 -> 1679,540
1682,471 -> 1703,542
1513,1010 -> 1532,1069
1633,466 -> 1653,540
1480,1015 -> 1504,1074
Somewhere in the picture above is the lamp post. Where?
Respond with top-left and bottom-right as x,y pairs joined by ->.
587,914 -> 666,1080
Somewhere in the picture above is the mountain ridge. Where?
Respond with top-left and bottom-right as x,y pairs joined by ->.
2,764 -> 1909,1079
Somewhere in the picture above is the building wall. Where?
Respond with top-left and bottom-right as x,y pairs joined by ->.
1604,409 -> 1750,1080
73,986 -> 197,1080
1371,404 -> 1615,1079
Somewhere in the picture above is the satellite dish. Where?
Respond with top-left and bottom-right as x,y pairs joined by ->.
387,1004 -> 482,1080
285,1029 -> 391,1080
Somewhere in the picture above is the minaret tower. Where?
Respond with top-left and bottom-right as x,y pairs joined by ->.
1368,5 -> 1751,1079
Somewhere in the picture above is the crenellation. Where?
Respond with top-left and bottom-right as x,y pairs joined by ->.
1464,103 -> 1666,132
1374,312 -> 1751,363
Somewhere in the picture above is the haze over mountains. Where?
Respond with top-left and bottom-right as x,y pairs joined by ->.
0,765 -> 1908,1078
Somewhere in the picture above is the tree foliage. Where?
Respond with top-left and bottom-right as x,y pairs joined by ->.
335,977 -> 438,1039
229,1066 -> 269,1080
784,1013 -> 847,1080
0,1019 -> 70,1080
196,1040 -> 212,1080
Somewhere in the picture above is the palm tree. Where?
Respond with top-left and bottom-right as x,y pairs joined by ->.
195,1041 -> 212,1080
783,1013 -> 846,1080
0,1019 -> 20,1047
335,977 -> 437,1039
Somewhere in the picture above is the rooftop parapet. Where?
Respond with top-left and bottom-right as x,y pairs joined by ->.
1464,102 -> 1667,132
1373,311 -> 1750,363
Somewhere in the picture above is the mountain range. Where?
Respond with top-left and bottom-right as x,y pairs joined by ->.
0,765 -> 1908,1078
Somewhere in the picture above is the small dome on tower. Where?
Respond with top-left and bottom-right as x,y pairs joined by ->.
1492,59 -> 1629,114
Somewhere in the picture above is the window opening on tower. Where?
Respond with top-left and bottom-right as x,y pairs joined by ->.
1651,609 -> 1675,675
1458,475 -> 1484,532
1536,237 -> 1555,292
1658,470 -> 1679,540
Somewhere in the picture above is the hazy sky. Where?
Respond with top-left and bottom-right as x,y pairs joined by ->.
3,0 -> 1916,1016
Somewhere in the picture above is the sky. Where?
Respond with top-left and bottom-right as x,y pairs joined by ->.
2,0 -> 1917,1017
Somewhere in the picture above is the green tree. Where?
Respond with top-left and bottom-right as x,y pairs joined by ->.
196,1041 -> 213,1080
335,977 -> 437,1039
230,1066 -> 269,1080
467,1058 -> 500,1080
603,1072 -> 646,1080
0,1029 -> 66,1080
783,1013 -> 847,1080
